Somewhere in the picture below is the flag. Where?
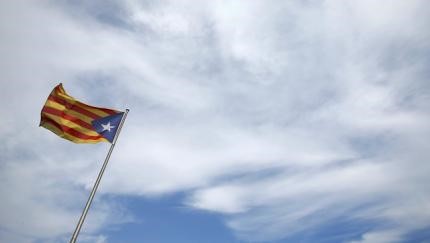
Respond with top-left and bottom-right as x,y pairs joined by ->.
40,83 -> 124,143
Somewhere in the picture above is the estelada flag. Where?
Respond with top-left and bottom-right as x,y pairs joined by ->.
40,83 -> 124,143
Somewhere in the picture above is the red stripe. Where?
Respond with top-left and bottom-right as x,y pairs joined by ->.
48,95 -> 101,119
42,106 -> 95,130
98,107 -> 117,115
41,116 -> 104,140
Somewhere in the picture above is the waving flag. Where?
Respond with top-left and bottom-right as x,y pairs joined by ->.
40,83 -> 124,143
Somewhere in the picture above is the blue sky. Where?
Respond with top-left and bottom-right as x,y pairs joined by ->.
1,0 -> 430,242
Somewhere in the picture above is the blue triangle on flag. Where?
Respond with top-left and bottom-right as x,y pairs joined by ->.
92,112 -> 124,143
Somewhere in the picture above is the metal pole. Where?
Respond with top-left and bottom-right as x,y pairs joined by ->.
69,109 -> 129,243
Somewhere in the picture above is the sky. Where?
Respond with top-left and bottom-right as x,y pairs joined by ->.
0,0 -> 430,242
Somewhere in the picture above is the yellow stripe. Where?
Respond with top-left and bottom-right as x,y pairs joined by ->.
41,112 -> 100,136
44,100 -> 94,124
58,84 -> 67,94
41,122 -> 108,144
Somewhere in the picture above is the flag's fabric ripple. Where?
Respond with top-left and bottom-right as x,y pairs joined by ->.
40,83 -> 122,143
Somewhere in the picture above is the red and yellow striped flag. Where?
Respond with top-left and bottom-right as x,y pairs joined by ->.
40,83 -> 123,144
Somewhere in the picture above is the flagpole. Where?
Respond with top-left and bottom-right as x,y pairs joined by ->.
69,109 -> 129,243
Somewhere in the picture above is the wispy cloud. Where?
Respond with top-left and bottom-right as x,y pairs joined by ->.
1,0 -> 429,242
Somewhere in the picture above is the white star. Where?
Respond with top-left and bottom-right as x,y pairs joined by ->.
101,122 -> 115,132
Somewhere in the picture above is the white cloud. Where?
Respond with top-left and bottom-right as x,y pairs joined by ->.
1,0 -> 429,242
